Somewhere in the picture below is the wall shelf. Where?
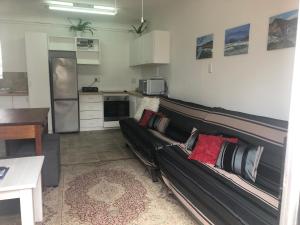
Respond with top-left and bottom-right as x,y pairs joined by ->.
48,36 -> 101,65
48,36 -> 76,51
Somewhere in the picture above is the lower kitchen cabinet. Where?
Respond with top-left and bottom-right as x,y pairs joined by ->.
0,96 -> 29,109
80,119 -> 104,131
129,95 -> 143,117
80,110 -> 103,120
0,96 -> 13,109
79,94 -> 104,131
12,96 -> 30,108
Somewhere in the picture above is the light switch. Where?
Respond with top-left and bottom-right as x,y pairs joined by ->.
208,63 -> 213,74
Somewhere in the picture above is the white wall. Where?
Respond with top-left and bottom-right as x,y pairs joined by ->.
147,0 -> 298,120
0,19 -> 141,91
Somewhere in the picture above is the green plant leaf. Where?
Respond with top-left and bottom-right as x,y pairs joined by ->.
82,21 -> 91,27
131,25 -> 138,33
69,18 -> 96,35
130,20 -> 148,34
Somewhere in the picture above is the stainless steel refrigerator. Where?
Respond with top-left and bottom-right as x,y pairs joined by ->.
49,51 -> 79,133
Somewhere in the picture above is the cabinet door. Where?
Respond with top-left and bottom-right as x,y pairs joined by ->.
129,31 -> 170,66
79,94 -> 102,103
153,31 -> 170,64
130,38 -> 143,66
0,96 -> 13,109
12,96 -> 29,108
136,96 -> 143,109
80,110 -> 103,120
142,32 -> 154,64
129,96 -> 136,117
129,41 -> 136,66
25,32 -> 51,108
80,102 -> 102,111
25,32 -> 52,132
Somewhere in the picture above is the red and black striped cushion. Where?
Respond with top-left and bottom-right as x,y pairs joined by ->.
148,113 -> 170,134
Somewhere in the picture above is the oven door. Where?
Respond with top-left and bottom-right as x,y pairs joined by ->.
104,96 -> 129,121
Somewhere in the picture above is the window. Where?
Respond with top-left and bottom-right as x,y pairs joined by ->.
0,41 -> 3,79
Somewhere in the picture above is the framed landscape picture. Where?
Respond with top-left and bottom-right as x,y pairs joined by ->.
224,24 -> 250,56
267,10 -> 298,51
196,34 -> 213,60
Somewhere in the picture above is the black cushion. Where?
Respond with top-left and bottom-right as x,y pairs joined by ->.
165,123 -> 190,143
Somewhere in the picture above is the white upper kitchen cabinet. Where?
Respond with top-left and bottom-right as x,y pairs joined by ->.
130,30 -> 170,66
129,38 -> 143,66
48,36 -> 76,51
25,32 -> 52,132
48,36 -> 101,65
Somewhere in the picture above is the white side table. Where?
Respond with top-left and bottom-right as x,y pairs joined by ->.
0,156 -> 44,225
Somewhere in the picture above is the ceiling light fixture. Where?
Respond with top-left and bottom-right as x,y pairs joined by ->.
49,6 -> 117,15
47,1 -> 73,6
47,0 -> 118,16
94,6 -> 115,11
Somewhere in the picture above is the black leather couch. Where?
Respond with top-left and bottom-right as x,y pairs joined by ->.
119,97 -> 288,225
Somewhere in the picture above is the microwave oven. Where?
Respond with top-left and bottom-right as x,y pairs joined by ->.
139,79 -> 165,95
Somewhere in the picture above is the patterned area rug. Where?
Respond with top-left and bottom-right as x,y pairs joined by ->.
0,159 -> 197,225
60,130 -> 134,165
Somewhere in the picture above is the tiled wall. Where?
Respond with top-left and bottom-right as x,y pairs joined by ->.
0,72 -> 28,92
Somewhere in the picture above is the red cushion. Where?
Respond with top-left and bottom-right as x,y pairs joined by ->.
138,109 -> 155,127
188,135 -> 238,165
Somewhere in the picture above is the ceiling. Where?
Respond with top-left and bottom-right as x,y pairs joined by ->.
0,0 -> 171,25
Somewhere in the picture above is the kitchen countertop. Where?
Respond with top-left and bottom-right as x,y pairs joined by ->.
0,91 -> 29,96
78,91 -> 103,95
0,90 -> 158,98
127,91 -> 144,97
78,90 -> 143,97
102,91 -> 130,96
78,90 -> 164,98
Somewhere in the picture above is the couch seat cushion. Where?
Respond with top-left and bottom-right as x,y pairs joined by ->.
158,145 -> 279,225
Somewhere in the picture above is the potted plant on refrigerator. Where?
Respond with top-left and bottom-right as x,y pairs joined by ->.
69,19 -> 96,37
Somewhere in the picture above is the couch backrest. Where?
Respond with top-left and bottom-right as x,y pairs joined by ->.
159,97 -> 288,196
159,97 -> 215,134
208,107 -> 288,196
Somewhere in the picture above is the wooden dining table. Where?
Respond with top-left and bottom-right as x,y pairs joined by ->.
0,108 -> 49,155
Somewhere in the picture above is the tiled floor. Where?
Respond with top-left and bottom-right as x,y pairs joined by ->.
60,129 -> 134,165
0,129 -> 197,225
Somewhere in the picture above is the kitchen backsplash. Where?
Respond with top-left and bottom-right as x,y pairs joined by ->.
0,72 -> 28,92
